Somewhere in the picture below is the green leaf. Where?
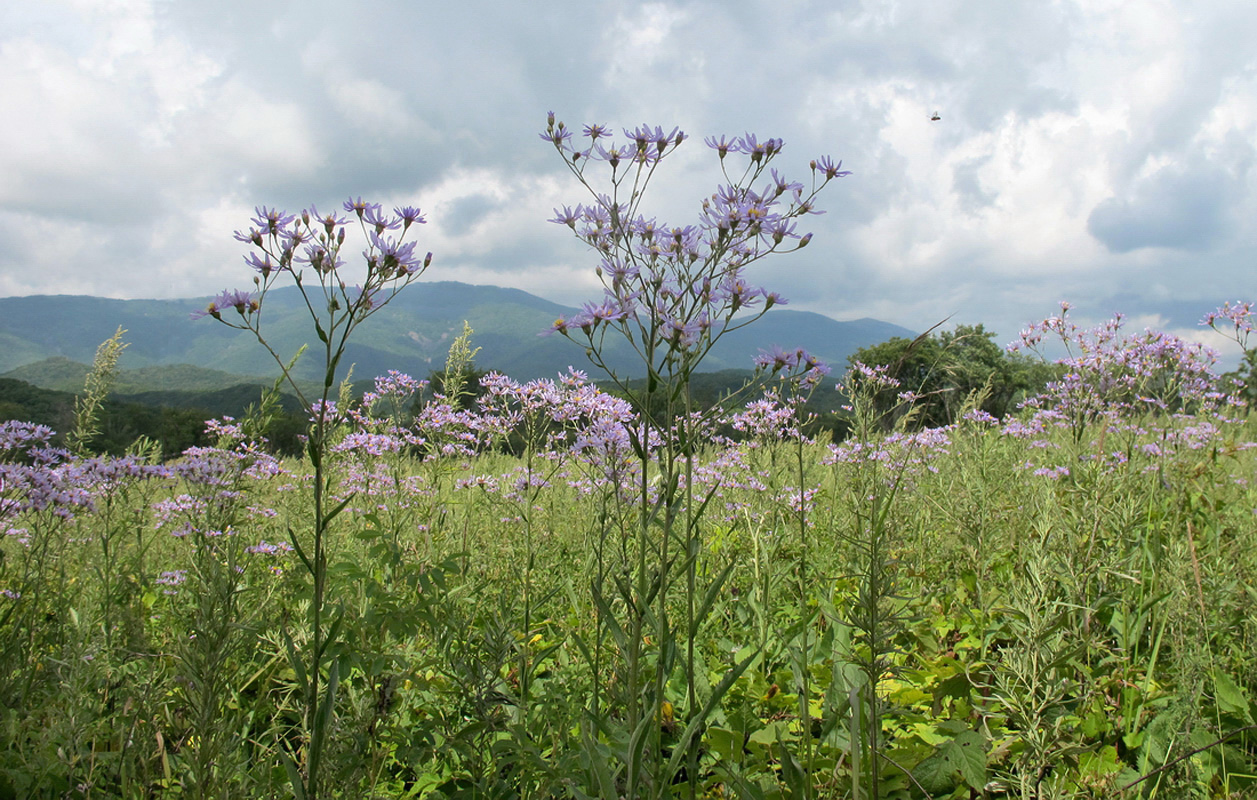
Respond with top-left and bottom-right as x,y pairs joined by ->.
280,748 -> 307,800
309,657 -> 340,783
321,494 -> 355,528
691,561 -> 735,638
1212,669 -> 1253,723
667,649 -> 760,778
589,581 -> 627,650
912,730 -> 987,792
774,726 -> 808,796
281,627 -> 309,698
947,730 -> 987,789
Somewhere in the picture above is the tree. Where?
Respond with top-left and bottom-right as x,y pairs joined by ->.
848,323 -> 1055,430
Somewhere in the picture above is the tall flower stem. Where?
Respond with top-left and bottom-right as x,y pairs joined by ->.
195,199 -> 431,800
542,114 -> 847,797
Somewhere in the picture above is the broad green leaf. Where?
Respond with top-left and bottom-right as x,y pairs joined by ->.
912,730 -> 987,792
1212,668 -> 1253,722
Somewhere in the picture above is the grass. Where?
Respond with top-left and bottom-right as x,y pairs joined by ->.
0,382 -> 1253,799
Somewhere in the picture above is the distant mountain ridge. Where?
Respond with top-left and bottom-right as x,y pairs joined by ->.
0,282 -> 914,389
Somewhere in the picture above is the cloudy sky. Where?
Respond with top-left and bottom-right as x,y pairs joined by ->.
2,0 -> 1254,354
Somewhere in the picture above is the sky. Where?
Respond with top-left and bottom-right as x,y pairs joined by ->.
2,0 -> 1255,357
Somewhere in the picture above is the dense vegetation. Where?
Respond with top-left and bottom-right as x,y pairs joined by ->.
0,309 -> 1254,798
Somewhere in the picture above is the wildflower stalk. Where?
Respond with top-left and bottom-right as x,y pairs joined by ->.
826,364 -> 927,798
68,326 -> 128,456
543,113 -> 847,797
196,199 -> 431,800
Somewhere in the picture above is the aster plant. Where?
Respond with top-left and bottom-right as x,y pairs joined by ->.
197,199 -> 431,800
541,113 -> 847,798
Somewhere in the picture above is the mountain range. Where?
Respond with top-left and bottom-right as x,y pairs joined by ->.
0,282 -> 913,392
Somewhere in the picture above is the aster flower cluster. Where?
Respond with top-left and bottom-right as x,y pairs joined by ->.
196,199 -> 432,348
469,368 -> 642,494
1014,304 -> 1221,434
0,422 -> 170,527
1202,300 -> 1254,350
155,419 -> 286,549
1000,303 -> 1257,478
541,114 -> 847,378
728,391 -> 811,442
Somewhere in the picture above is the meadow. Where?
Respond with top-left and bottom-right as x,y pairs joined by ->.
0,311 -> 1254,798
1,119 -> 1255,798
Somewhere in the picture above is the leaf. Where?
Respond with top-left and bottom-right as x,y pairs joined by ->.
280,748 -> 307,800
666,649 -> 758,777
912,730 -> 987,792
774,725 -> 808,796
947,730 -> 987,789
321,494 -> 355,528
704,726 -> 742,761
1212,669 -> 1253,723
691,561 -> 735,638
281,627 -> 310,698
589,581 -> 627,650
309,657 -> 340,781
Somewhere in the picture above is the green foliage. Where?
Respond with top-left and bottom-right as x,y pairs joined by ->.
68,327 -> 128,455
0,315 -> 1255,796
427,321 -> 486,410
849,323 -> 1056,428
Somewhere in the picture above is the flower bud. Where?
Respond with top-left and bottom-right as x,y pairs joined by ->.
798,233 -> 812,248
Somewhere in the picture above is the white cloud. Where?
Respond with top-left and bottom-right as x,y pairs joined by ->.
0,0 -> 1253,350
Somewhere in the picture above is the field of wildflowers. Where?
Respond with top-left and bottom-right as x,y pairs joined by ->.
0,119 -> 1254,799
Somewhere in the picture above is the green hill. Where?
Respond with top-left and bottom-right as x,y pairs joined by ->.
0,282 -> 916,384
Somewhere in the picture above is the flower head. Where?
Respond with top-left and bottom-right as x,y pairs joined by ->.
252,206 -> 295,234
811,156 -> 852,180
393,206 -> 427,229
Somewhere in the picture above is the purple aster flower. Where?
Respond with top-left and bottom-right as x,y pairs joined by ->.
343,197 -> 373,217
811,156 -> 852,180
252,206 -> 295,234
593,142 -> 632,168
362,204 -> 400,233
768,169 -> 804,198
233,227 -> 263,246
191,289 -> 257,320
581,300 -> 628,324
705,135 -> 736,158
540,125 -> 573,147
367,232 -> 423,276
244,252 -> 278,277
737,134 -> 782,161
297,244 -> 344,274
306,204 -> 348,233
393,206 -> 427,229
767,218 -> 799,244
549,205 -> 581,228
755,345 -> 798,372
